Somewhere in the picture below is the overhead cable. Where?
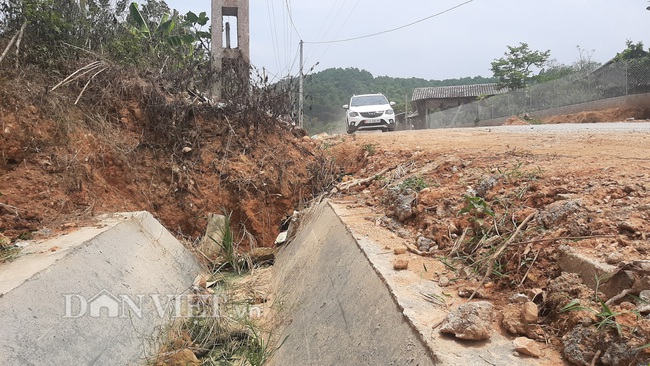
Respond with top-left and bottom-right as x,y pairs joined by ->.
304,0 -> 474,45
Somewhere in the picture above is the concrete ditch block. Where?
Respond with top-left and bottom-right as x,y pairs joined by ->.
270,201 -> 437,365
270,200 -> 557,365
0,211 -> 202,366
557,245 -> 628,298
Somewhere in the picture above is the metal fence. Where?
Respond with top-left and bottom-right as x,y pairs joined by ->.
424,58 -> 650,128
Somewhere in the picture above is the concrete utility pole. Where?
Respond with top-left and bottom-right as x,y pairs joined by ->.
299,40 -> 304,128
211,0 -> 250,99
405,93 -> 409,130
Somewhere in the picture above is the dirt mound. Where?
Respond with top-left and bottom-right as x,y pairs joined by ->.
503,116 -> 530,125
0,67 -> 328,252
325,130 -> 650,365
542,106 -> 650,124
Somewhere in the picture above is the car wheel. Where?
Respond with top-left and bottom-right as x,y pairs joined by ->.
346,125 -> 355,134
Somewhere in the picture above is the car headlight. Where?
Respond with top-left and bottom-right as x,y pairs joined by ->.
349,112 -> 359,117
385,109 -> 394,115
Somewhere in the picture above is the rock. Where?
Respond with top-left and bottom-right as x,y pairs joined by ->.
618,301 -> 635,311
603,270 -> 635,301
640,290 -> 650,302
601,342 -> 635,366
200,213 -> 228,259
538,200 -> 581,229
275,231 -> 288,245
438,276 -> 450,287
513,337 -> 543,358
557,246 -> 619,298
510,293 -> 529,304
439,301 -> 494,340
35,228 -> 53,238
459,266 -> 474,278
458,287 -> 488,299
521,301 -> 539,324
639,290 -> 650,313
606,252 -> 625,264
417,236 -> 434,252
182,146 -> 192,153
475,176 -> 498,198
562,325 -> 600,366
14,241 -> 29,248
500,304 -> 527,336
393,247 -> 407,255
513,207 -> 538,225
395,188 -> 417,222
633,275 -> 650,293
617,218 -> 645,234
397,229 -> 410,239
500,304 -> 542,339
393,259 -> 409,271
526,288 -> 544,302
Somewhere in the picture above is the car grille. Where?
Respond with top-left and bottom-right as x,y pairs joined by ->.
360,111 -> 383,118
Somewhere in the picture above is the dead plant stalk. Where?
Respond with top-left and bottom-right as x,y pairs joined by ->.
467,210 -> 538,302
50,61 -> 109,104
0,21 -> 26,66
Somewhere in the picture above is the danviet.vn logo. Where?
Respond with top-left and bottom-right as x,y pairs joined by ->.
63,289 -> 221,319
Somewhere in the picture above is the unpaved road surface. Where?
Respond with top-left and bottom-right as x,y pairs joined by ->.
320,122 -> 650,365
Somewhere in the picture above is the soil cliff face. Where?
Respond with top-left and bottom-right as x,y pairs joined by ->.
0,68 -> 327,250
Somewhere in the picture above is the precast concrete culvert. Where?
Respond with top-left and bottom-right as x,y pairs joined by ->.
0,212 -> 202,365
269,200 -> 561,365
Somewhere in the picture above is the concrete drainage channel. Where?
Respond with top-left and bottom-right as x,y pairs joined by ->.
270,200 -> 562,366
0,201 -> 572,365
0,212 -> 202,365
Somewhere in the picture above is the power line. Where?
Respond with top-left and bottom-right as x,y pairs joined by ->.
307,0 -> 360,69
284,0 -> 302,40
304,0 -> 474,45
266,0 -> 282,73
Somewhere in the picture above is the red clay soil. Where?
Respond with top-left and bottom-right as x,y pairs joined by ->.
320,116 -> 650,365
0,69 -> 327,254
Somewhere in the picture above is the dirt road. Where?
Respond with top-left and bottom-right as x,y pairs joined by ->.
321,122 -> 650,365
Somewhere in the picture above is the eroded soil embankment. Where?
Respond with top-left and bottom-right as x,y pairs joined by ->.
0,69 -> 329,253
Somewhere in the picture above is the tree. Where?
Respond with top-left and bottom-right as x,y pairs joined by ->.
574,45 -> 600,72
490,42 -> 551,90
614,40 -> 649,62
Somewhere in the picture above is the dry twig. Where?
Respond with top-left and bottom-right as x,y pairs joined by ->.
13,21 -> 26,68
449,227 -> 469,257
404,242 -> 436,257
519,248 -> 541,287
337,166 -> 392,191
50,61 -> 109,103
508,234 -> 616,246
467,211 -> 537,302
0,202 -> 21,216
0,21 -> 26,66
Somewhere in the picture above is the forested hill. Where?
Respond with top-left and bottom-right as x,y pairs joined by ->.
303,67 -> 496,132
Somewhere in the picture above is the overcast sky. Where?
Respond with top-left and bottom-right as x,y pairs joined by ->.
164,0 -> 649,81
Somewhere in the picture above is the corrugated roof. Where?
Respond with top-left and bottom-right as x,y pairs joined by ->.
412,83 -> 506,101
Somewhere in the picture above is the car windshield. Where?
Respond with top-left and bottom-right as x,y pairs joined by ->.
350,95 -> 388,107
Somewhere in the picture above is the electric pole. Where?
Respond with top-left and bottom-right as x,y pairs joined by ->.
299,40 -> 304,129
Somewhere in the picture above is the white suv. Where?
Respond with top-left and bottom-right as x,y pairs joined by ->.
343,93 -> 396,134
